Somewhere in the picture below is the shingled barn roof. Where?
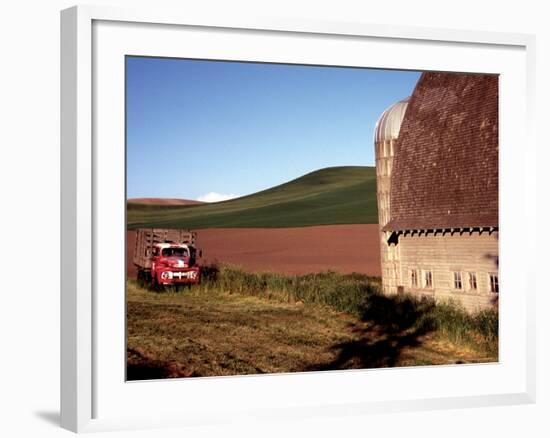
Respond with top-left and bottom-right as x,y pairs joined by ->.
383,72 -> 499,232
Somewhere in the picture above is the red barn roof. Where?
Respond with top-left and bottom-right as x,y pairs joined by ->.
383,72 -> 499,232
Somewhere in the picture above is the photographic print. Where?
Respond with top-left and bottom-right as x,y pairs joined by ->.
125,57 -> 499,380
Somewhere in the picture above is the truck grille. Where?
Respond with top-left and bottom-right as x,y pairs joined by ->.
172,271 -> 197,280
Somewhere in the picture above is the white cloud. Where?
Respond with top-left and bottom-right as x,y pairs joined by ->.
197,192 -> 240,203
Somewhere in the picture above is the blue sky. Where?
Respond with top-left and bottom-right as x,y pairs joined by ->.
126,57 -> 420,201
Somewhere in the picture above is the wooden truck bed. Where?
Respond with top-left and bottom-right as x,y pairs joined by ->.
133,228 -> 196,270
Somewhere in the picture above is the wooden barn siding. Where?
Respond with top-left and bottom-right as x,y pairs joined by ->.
391,231 -> 499,313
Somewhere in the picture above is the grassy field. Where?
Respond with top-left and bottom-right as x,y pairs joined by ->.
127,267 -> 498,380
127,166 -> 378,229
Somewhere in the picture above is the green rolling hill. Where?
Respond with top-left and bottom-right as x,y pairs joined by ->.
127,166 -> 378,229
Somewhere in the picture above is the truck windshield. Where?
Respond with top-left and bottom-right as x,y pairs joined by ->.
161,247 -> 188,257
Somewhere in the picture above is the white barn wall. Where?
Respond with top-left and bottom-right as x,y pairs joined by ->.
397,231 -> 499,312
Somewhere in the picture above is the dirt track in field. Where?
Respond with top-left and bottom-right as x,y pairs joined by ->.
127,224 -> 381,278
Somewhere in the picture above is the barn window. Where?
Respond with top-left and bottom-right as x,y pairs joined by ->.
489,273 -> 499,293
424,270 -> 433,288
453,272 -> 462,290
411,270 -> 418,288
468,272 -> 478,290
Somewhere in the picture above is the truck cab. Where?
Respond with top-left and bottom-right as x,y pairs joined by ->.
151,242 -> 200,285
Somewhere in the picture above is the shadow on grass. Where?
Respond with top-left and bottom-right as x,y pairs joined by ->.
200,263 -> 220,282
127,348 -> 200,381
308,293 -> 436,370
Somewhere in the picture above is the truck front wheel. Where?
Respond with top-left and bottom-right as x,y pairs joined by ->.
151,274 -> 160,291
137,269 -> 146,287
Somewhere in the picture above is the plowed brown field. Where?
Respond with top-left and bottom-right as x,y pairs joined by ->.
127,224 -> 381,278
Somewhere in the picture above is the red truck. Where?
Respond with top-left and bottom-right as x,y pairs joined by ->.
133,228 -> 201,288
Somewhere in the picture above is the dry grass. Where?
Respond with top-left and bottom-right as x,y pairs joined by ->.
126,278 -> 497,380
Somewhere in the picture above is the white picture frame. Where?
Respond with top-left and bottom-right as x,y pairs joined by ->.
60,4 -> 536,433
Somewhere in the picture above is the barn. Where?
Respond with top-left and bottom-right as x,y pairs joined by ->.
374,72 -> 499,313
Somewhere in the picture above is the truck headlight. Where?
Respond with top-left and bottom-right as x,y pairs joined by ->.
160,271 -> 173,280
